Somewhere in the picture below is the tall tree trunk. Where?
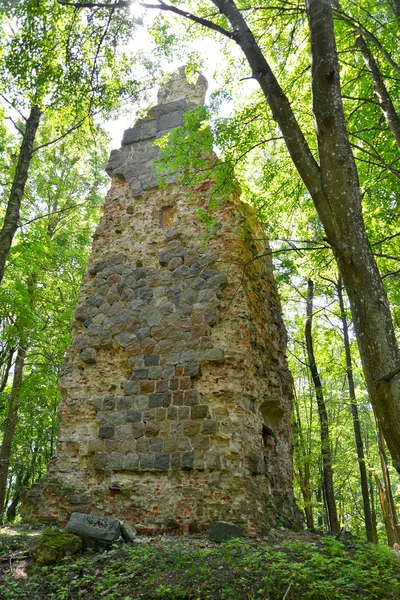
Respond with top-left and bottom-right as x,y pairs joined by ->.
0,105 -> 41,286
210,0 -> 400,473
356,35 -> 400,150
305,279 -> 340,533
375,427 -> 400,546
0,343 -> 27,521
336,276 -> 378,543
369,475 -> 378,539
293,393 -> 314,529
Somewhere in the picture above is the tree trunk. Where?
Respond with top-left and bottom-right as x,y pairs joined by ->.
0,343 -> 27,521
0,105 -> 41,286
209,0 -> 400,475
305,279 -> 340,533
356,35 -> 400,150
336,276 -> 378,543
369,475 -> 378,539
292,394 -> 314,529
376,427 -> 400,546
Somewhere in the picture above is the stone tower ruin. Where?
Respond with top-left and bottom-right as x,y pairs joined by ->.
21,69 -> 300,535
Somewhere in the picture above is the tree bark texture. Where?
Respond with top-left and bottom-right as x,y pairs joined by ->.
336,276 -> 378,543
356,35 -> 400,151
293,395 -> 314,529
305,279 -> 340,534
376,427 -> 400,546
209,0 -> 400,475
0,105 -> 41,286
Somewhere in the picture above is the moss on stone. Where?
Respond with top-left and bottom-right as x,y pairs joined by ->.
33,529 -> 82,566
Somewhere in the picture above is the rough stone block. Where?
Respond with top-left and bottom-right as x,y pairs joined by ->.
248,455 -> 266,475
81,347 -> 97,364
99,426 -> 114,439
154,453 -> 170,470
148,366 -> 163,380
103,396 -> 116,411
191,435 -> 210,450
150,438 -> 163,452
164,437 -> 178,452
167,406 -> 178,420
117,396 -> 133,410
134,327 -> 150,341
168,257 -> 183,270
172,265 -> 189,278
124,381 -> 139,395
184,390 -> 200,405
114,424 -> 133,441
66,512 -> 121,543
139,380 -> 155,394
122,126 -> 141,145
126,410 -> 142,423
131,422 -> 145,439
184,362 -> 200,377
116,332 -> 137,348
157,110 -> 184,131
124,453 -> 139,470
73,336 -> 89,350
149,392 -> 164,408
181,452 -> 194,471
120,521 -> 137,542
155,407 -> 167,422
178,406 -> 190,419
94,452 -> 107,470
139,453 -> 154,469
106,452 -> 124,470
190,405 -> 209,419
131,369 -> 149,381
144,355 -> 160,366
74,305 -> 89,321
172,391 -> 184,406
156,380 -> 169,392
132,396 -> 149,410
136,437 -> 150,452
183,420 -> 201,437
144,422 -> 161,437
201,419 -> 218,435
209,521 -> 243,543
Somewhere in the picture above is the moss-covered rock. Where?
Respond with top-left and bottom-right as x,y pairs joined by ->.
33,529 -> 82,565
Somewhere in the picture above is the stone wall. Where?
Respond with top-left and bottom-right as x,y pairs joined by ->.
21,69 -> 300,535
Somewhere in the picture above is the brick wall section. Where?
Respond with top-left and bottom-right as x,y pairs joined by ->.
20,70 -> 300,535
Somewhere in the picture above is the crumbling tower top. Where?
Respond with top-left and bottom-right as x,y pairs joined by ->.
157,66 -> 208,105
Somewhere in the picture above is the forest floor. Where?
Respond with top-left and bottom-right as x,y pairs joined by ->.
1,524 -> 400,599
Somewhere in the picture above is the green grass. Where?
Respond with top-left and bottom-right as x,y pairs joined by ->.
1,530 -> 400,599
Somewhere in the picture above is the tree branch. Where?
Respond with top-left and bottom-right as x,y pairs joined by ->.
139,0 -> 235,39
33,117 -> 88,153
356,35 -> 400,151
58,0 -> 130,7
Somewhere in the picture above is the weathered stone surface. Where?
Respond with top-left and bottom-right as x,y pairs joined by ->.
120,521 -> 137,542
80,347 -> 97,364
66,513 -> 121,543
21,68 -> 301,538
209,521 -> 244,543
33,529 -> 82,565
